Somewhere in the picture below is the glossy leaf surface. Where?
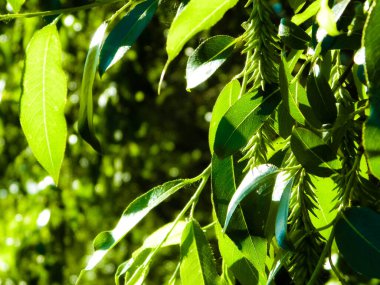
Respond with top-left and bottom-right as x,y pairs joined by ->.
291,128 -> 341,177
180,219 -> 221,285
335,207 -> 380,278
186,35 -> 235,89
214,88 -> 281,158
209,79 -> 240,153
166,0 -> 239,62
78,23 -> 108,153
7,0 -> 25,12
99,0 -> 158,75
278,18 -> 311,50
84,179 -> 185,271
20,24 -> 67,184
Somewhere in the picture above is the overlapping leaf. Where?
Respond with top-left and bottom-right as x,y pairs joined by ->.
278,18 -> 311,50
335,207 -> 380,278
99,0 -> 158,75
20,24 -> 67,184
214,88 -> 281,158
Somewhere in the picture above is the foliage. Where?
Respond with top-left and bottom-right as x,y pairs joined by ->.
1,0 -> 380,284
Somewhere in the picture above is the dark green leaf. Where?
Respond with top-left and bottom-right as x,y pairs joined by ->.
321,34 -> 361,52
364,0 -> 380,90
180,219 -> 222,285
364,92 -> 380,180
209,79 -> 241,154
223,164 -> 278,232
99,0 -> 158,75
278,18 -> 311,50
20,24 -> 67,184
83,179 -> 185,271
274,175 -> 294,249
78,23 -> 107,153
214,88 -> 281,158
186,35 -> 235,89
288,0 -> 306,12
306,71 -> 337,124
291,127 -> 341,177
211,156 -> 267,284
335,207 -> 380,278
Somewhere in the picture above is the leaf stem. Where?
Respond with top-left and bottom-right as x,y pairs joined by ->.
0,0 -> 126,21
306,227 -> 335,285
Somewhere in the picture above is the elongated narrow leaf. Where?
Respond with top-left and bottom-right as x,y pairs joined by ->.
364,0 -> 380,90
292,1 -> 320,25
310,176 -> 338,239
20,24 -> 67,184
209,79 -> 241,153
211,156 -> 267,284
306,71 -> 337,124
335,207 -> 380,278
214,88 -> 281,158
166,0 -> 239,62
78,23 -> 107,152
291,127 -> 341,177
274,174 -> 294,249
84,179 -> 185,271
317,0 -> 340,36
7,0 -> 25,12
180,219 -> 222,285
115,221 -> 186,285
186,35 -> 235,89
223,164 -> 278,232
278,18 -> 311,50
99,0 -> 158,75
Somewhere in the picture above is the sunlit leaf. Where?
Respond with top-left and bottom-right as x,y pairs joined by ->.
317,0 -> 340,36
292,1 -> 320,25
335,207 -> 380,278
291,127 -> 341,177
309,176 -> 338,239
186,35 -> 235,89
214,87 -> 281,158
166,0 -> 239,62
209,79 -> 241,153
211,156 -> 267,284
83,179 -> 185,271
99,0 -> 158,75
78,22 -> 108,153
20,24 -> 67,184
223,164 -> 278,232
180,219 -> 222,285
7,0 -> 25,12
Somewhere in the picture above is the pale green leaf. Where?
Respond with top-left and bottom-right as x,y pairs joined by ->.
83,179 -> 185,271
209,79 -> 241,154
166,0 -> 239,62
20,24 -> 67,184
7,0 -> 25,12
180,219 -> 222,285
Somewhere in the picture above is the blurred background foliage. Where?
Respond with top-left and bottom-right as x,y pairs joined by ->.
0,0 -> 286,284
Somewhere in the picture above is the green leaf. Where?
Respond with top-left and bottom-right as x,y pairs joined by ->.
214,88 -> 281,158
20,24 -> 67,184
211,156 -> 267,284
115,221 -> 186,285
363,93 -> 380,180
278,18 -> 311,50
186,35 -> 235,89
78,22 -> 107,153
209,79 -> 241,154
317,0 -> 340,36
335,207 -> 380,278
83,179 -> 185,271
7,0 -> 25,12
291,127 -> 341,177
364,0 -> 380,90
98,0 -> 158,75
274,174 -> 294,249
166,0 -> 239,62
288,0 -> 306,12
292,1 -> 320,25
223,164 -> 278,232
306,70 -> 337,125
180,219 -> 222,285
